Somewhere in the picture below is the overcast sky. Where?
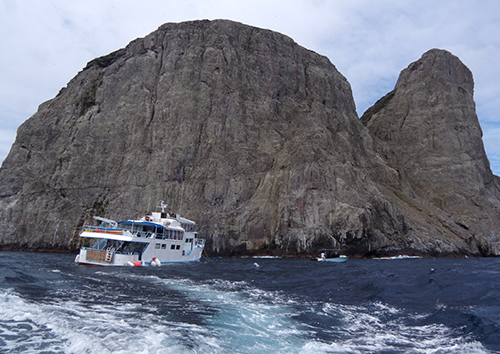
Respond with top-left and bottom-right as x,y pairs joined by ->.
1,0 -> 499,175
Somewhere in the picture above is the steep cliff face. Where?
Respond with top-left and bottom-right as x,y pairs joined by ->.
0,21 -> 499,256
362,49 -> 500,255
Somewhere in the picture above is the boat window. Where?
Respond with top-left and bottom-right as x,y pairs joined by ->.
119,241 -> 147,255
171,245 -> 175,250
161,244 -> 166,249
155,243 -> 161,249
182,224 -> 195,232
176,245 -> 180,250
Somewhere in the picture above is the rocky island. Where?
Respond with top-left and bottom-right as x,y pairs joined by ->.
0,20 -> 499,257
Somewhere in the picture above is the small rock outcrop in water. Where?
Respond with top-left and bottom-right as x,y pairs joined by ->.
0,20 -> 499,256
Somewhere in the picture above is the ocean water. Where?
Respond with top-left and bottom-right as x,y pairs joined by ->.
0,252 -> 499,353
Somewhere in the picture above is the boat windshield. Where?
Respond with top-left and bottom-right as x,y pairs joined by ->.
118,221 -> 164,238
90,238 -> 147,255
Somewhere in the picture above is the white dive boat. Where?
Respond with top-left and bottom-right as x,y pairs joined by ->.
311,249 -> 349,263
75,201 -> 205,266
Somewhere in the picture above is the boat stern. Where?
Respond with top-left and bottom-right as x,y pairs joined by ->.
76,247 -> 142,266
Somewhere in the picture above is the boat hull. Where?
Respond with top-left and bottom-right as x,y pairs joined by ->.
315,256 -> 349,263
77,242 -> 204,266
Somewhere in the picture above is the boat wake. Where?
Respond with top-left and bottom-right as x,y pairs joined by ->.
0,255 -> 495,353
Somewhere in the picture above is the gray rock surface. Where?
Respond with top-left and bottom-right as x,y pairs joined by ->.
0,20 -> 499,256
361,49 -> 500,255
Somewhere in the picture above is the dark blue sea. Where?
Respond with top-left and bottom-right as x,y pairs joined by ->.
1,252 -> 499,353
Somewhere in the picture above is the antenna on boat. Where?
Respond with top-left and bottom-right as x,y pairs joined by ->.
159,200 -> 168,213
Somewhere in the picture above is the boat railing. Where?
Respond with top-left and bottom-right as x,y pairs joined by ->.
83,225 -> 156,239
83,225 -> 125,235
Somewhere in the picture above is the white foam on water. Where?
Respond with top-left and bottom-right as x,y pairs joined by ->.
0,290 -> 66,352
1,269 -> 492,354
139,275 -> 308,353
374,255 -> 423,260
298,339 -> 488,354
118,273 -> 493,354
0,288 -> 221,353
319,301 -> 489,353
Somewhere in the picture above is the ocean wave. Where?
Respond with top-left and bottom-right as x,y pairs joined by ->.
0,254 -> 498,353
0,288 -> 221,354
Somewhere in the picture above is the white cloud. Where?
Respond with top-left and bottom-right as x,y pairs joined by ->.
1,0 -> 499,174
